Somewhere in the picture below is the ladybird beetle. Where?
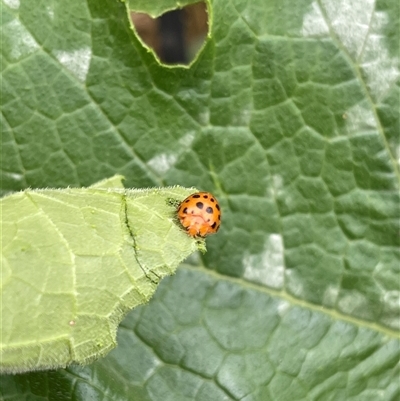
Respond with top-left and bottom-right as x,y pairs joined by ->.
177,192 -> 221,237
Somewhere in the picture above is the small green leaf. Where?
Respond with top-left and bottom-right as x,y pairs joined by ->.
0,175 -> 200,373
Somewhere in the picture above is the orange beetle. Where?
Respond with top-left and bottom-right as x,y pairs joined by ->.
177,192 -> 221,237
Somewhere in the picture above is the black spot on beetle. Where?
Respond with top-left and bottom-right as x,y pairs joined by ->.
203,194 -> 208,199
196,202 -> 204,209
216,204 -> 220,211
211,222 -> 217,229
206,206 -> 213,214
217,214 -> 221,220
193,194 -> 201,198
183,207 -> 188,214
210,198 -> 215,202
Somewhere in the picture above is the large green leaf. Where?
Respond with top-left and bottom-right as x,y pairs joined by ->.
127,0 -> 204,17
1,0 -> 399,399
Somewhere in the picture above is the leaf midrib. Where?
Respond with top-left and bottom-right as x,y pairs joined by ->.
185,263 -> 400,338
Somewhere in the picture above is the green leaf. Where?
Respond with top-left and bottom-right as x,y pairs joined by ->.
1,0 -> 399,399
1,176 -> 200,373
126,0 -> 204,17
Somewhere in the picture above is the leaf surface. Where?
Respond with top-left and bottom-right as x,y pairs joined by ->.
1,176 -> 199,372
1,0 -> 399,399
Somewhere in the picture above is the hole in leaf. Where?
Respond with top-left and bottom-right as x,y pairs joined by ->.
131,2 -> 208,66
